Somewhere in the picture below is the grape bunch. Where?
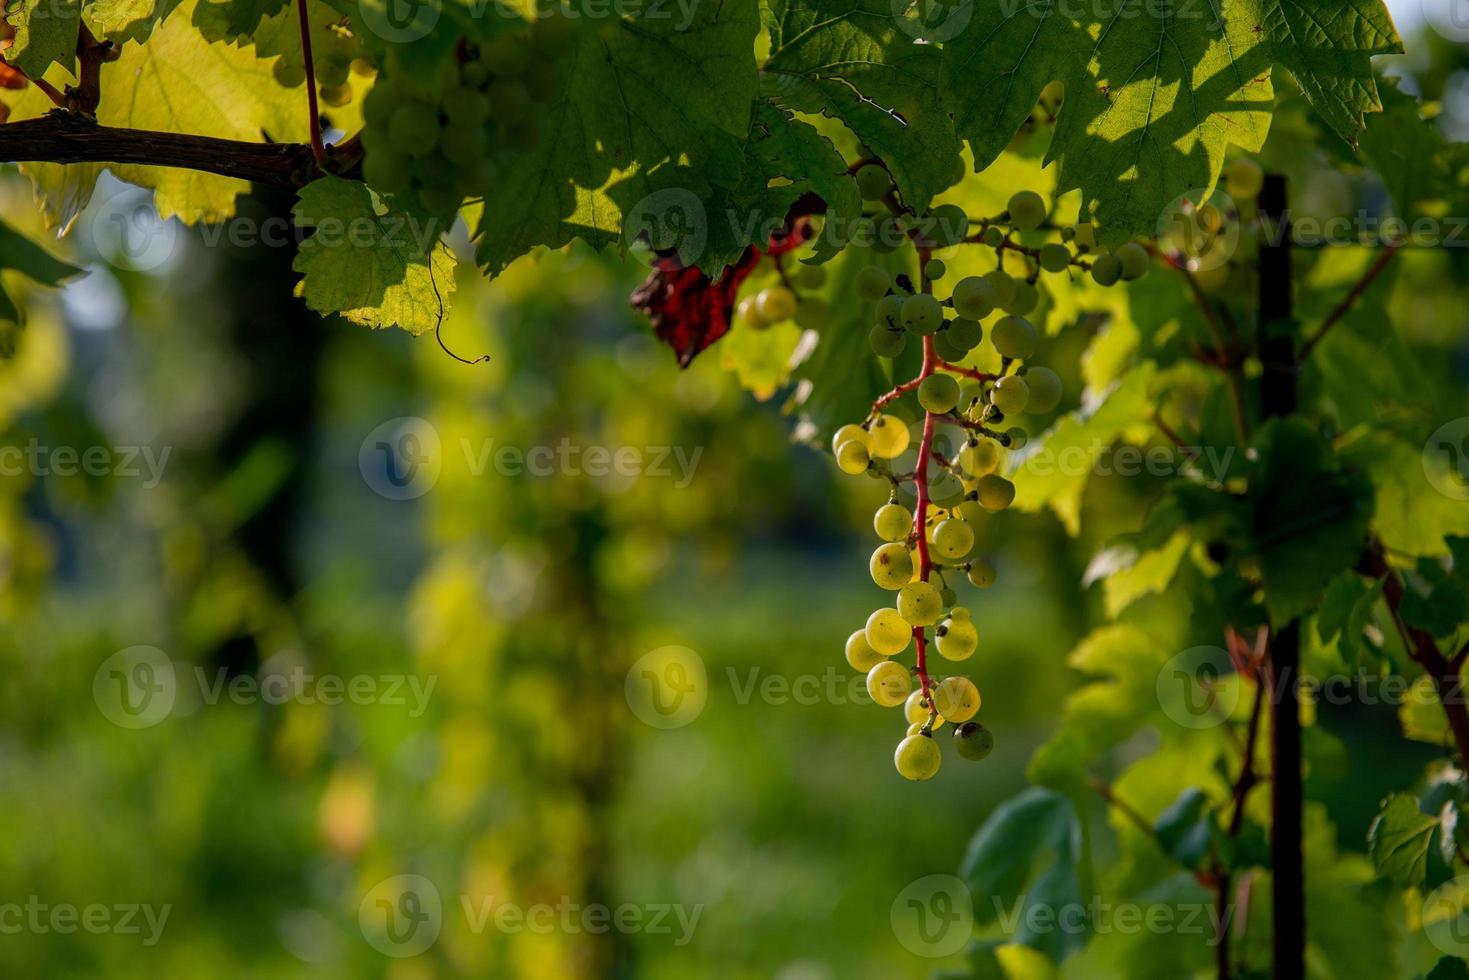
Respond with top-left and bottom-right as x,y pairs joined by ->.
830,187 -> 1148,781
359,14 -> 575,215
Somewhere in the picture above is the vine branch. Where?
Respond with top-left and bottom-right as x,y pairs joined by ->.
1297,242 -> 1401,361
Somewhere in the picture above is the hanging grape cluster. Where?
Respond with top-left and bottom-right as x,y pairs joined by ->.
358,13 -> 574,215
828,183 -> 1148,781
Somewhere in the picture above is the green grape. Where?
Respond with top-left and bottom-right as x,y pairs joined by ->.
489,79 -> 532,124
855,163 -> 892,201
875,293 -> 905,329
1073,223 -> 1097,249
939,586 -> 958,607
982,225 -> 1005,247
389,103 -> 440,155
1225,157 -> 1264,200
363,150 -> 413,195
1004,427 -> 1028,450
868,414 -> 911,458
898,580 -> 943,626
483,33 -> 531,75
990,375 -> 1030,415
966,558 -> 997,589
274,60 -> 307,88
462,62 -> 490,87
870,325 -> 907,358
901,294 -> 943,335
1039,243 -> 1072,274
857,266 -> 892,301
918,374 -> 960,414
1117,242 -> 1150,281
1007,190 -> 1047,231
871,542 -> 915,590
933,676 -> 981,722
1090,254 -> 1122,287
930,519 -> 974,560
1021,366 -> 1062,413
796,264 -> 827,289
947,317 -> 982,351
865,608 -> 913,656
874,502 -> 914,542
956,498 -> 985,526
320,84 -> 353,108
364,86 -> 399,128
959,440 -> 999,477
976,474 -> 1015,512
836,439 -> 871,476
904,689 -> 943,728
926,204 -> 969,246
991,316 -> 1037,360
951,276 -> 997,320
924,258 -> 947,281
905,721 -> 925,737
738,296 -> 769,330
983,269 -> 1016,307
867,660 -> 912,707
441,125 -> 489,166
895,732 -> 942,780
1002,280 -> 1039,316
531,12 -> 580,56
318,58 -> 351,89
831,423 -> 870,456
954,721 -> 994,760
936,608 -> 978,661
928,469 -> 965,508
756,286 -> 798,322
351,57 -> 378,78
447,90 -> 491,127
846,629 -> 886,672
931,327 -> 968,363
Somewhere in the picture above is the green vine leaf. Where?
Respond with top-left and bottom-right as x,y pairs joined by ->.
6,0 -> 81,77
291,176 -> 455,335
1368,792 -> 1439,888
85,0 -> 186,44
761,0 -> 962,213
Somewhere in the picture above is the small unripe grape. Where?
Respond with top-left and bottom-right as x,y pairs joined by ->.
446,90 -> 491,127
926,204 -> 969,246
1225,157 -> 1264,200
946,317 -> 983,351
982,225 -> 1005,247
954,721 -> 994,760
936,609 -> 978,660
959,440 -> 1000,477
931,519 -> 974,560
831,424 -> 870,456
990,375 -> 1030,415
1073,223 -> 1097,249
927,469 -> 965,507
836,439 -> 871,476
906,721 -> 925,737
867,660 -> 912,707
898,580 -> 943,626
924,259 -> 947,281
918,374 -> 960,414
390,104 -> 439,155
1007,190 -> 1047,231
957,498 -> 986,525
991,316 -> 1037,360
1039,243 -> 1072,273
933,676 -> 981,722
871,542 -> 914,590
939,586 -> 958,607
846,629 -> 886,672
1091,253 -> 1122,286
865,608 -> 912,656
901,294 -> 944,335
1117,242 -> 1150,281
976,475 -> 1015,511
757,285 -> 798,322
320,84 -> 353,108
967,558 -> 997,588
856,163 -> 893,201
441,125 -> 488,166
870,325 -> 907,357
1022,366 -> 1062,414
857,266 -> 892,301
931,328 -> 967,362
1002,280 -> 1039,316
874,502 -> 914,542
1005,427 -> 1028,450
983,270 -> 1016,307
905,689 -> 943,728
868,414 -> 911,458
951,276 -> 997,320
875,293 -> 905,330
895,732 -> 942,780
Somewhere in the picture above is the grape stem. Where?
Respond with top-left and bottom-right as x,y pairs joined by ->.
912,249 -> 938,710
869,377 -> 922,417
935,360 -> 996,382
295,0 -> 328,168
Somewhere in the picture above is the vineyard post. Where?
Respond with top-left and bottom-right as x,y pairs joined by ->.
1258,173 -> 1305,980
